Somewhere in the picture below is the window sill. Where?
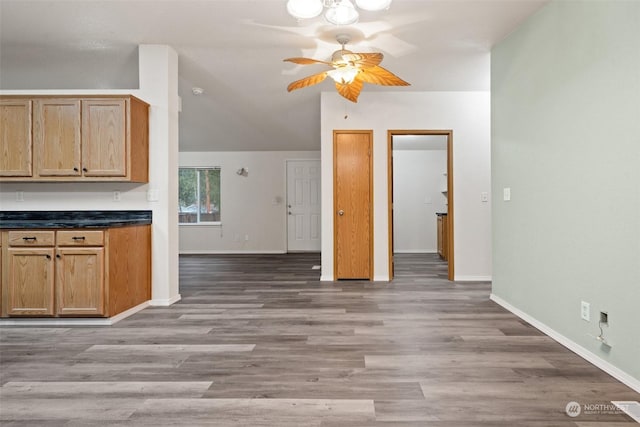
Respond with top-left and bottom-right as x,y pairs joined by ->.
179,222 -> 222,227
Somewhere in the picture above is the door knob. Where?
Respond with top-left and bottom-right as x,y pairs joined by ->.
288,204 -> 292,208
288,211 -> 292,215
337,210 -> 344,216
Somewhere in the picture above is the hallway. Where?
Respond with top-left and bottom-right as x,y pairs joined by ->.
0,253 -> 637,425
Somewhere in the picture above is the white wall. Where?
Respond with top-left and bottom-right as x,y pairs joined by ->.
321,91 -> 492,281
393,150 -> 447,253
492,0 -> 640,387
0,45 -> 181,306
179,151 -> 320,253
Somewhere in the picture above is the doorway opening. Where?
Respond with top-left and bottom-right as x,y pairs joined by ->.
388,130 -> 454,281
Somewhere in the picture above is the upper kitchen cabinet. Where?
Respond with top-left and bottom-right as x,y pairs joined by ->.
0,95 -> 149,183
34,98 -> 82,177
0,99 -> 32,177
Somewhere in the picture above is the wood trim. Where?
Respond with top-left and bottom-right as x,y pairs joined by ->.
388,130 -> 455,281
387,131 -> 393,280
333,130 -> 374,281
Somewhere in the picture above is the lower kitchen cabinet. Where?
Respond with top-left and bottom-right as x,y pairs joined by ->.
56,247 -> 105,316
6,248 -> 55,316
1,225 -> 150,318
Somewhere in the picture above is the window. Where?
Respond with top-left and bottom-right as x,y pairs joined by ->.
178,168 -> 221,224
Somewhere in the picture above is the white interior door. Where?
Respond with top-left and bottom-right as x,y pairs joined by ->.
287,160 -> 321,252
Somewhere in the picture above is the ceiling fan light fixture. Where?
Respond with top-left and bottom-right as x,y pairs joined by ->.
328,66 -> 360,84
325,0 -> 359,25
355,0 -> 392,11
286,0 -> 323,19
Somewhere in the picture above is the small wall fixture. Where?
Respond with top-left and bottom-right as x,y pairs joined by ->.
236,167 -> 249,177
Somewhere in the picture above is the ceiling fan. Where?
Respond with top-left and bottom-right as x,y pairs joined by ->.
284,34 -> 410,103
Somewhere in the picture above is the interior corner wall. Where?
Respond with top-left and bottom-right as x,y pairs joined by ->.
0,44 -> 181,307
178,151 -> 320,254
320,91 -> 492,281
393,149 -> 448,253
491,0 -> 640,385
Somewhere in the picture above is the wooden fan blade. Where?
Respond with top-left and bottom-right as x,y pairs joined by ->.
335,79 -> 363,103
341,52 -> 384,69
284,57 -> 331,66
357,65 -> 410,87
287,71 -> 329,92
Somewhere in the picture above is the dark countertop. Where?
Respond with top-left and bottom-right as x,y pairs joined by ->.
0,210 -> 152,229
436,212 -> 448,216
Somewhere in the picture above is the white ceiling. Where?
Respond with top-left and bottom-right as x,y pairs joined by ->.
0,0 -> 547,152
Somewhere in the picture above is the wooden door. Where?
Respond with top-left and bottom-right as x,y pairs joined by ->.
82,98 -> 127,177
334,130 -> 373,280
56,247 -> 105,316
6,248 -> 55,316
34,98 -> 81,177
287,160 -> 321,252
0,99 -> 32,177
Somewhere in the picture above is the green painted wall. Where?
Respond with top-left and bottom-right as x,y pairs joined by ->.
492,0 -> 640,382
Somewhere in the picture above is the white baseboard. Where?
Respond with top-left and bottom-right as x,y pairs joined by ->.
0,301 -> 150,326
393,250 -> 437,254
455,275 -> 492,282
179,250 -> 286,255
373,275 -> 390,282
320,275 -> 334,282
150,294 -> 182,306
490,294 -> 640,393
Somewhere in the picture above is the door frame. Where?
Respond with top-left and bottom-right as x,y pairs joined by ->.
333,130 -> 374,280
285,158 -> 322,253
387,129 -> 454,281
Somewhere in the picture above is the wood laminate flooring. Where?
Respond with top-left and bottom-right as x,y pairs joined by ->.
1,253 -> 638,426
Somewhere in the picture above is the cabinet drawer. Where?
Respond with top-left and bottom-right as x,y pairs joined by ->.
57,230 -> 104,246
8,230 -> 55,247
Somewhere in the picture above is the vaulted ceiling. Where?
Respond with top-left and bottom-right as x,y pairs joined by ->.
0,0 -> 547,151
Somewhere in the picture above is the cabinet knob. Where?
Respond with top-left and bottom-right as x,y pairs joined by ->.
56,254 -> 61,259
82,167 -> 88,172
73,167 -> 79,172
45,254 -> 51,260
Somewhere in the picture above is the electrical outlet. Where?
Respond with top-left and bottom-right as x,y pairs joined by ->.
147,189 -> 159,202
581,301 -> 590,321
245,234 -> 249,241
113,191 -> 121,202
481,192 -> 489,202
16,191 -> 24,202
600,311 -> 608,324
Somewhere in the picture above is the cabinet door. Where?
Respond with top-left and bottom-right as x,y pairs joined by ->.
0,99 -> 32,177
82,99 -> 127,177
56,247 -> 105,316
34,99 -> 81,177
7,248 -> 55,316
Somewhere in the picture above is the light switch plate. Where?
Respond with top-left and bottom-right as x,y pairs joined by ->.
481,192 -> 488,202
581,301 -> 590,321
503,187 -> 511,201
